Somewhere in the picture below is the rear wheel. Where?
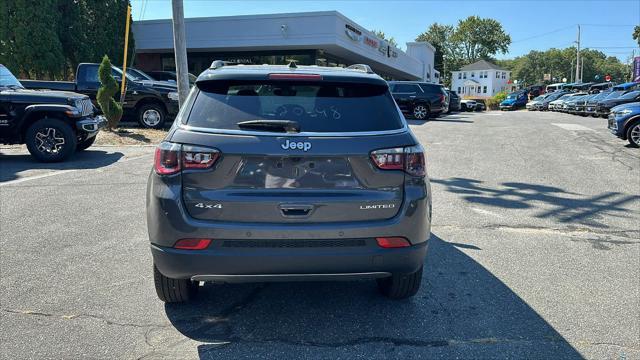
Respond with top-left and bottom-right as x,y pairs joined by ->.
138,103 -> 166,129
76,136 -> 96,152
377,265 -> 423,299
25,118 -> 77,162
627,121 -> 640,147
153,264 -> 198,303
412,105 -> 429,120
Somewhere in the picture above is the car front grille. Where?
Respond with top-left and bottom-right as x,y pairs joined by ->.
79,99 -> 94,116
222,239 -> 367,248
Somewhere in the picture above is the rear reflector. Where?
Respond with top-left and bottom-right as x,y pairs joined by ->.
174,238 -> 212,250
269,73 -> 322,80
376,237 -> 411,248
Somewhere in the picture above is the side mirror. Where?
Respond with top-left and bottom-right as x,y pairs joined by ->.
113,76 -> 122,82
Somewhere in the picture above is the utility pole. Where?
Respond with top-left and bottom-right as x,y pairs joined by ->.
575,25 -> 581,83
580,57 -> 584,83
120,5 -> 132,104
171,0 -> 190,106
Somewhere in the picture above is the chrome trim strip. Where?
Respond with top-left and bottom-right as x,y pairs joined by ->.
192,272 -> 391,283
177,123 -> 409,137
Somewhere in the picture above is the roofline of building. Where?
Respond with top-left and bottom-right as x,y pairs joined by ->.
405,41 -> 436,53
134,10 -> 342,25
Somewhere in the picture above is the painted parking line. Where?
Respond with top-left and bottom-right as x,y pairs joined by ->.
551,123 -> 596,132
0,153 -> 152,187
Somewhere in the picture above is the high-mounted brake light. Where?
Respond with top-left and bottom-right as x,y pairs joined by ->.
376,237 -> 411,248
370,145 -> 426,176
174,238 -> 212,250
268,73 -> 322,80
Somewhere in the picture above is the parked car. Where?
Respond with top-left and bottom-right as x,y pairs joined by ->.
536,91 -> 568,111
573,94 -> 597,115
595,90 -> 640,118
460,99 -> 484,112
21,63 -> 179,128
526,85 -> 545,98
148,62 -> 432,302
499,90 -> 528,110
563,94 -> 588,114
549,93 -> 583,111
607,102 -> 640,147
546,83 -> 565,93
589,82 -> 614,93
447,90 -> 461,112
147,70 -> 197,85
126,67 -> 156,81
0,64 -> 105,162
526,94 -> 548,110
585,90 -> 613,116
389,81 -> 447,119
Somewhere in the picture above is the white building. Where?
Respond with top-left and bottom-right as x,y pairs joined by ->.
132,11 -> 437,82
450,60 -> 514,98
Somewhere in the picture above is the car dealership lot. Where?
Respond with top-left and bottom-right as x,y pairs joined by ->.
1,111 -> 638,359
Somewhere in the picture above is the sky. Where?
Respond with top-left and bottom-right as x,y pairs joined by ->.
130,0 -> 640,62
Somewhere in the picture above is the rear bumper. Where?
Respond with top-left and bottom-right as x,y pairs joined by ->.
152,240 -> 428,280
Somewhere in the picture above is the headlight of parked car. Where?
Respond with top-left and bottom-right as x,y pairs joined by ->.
616,109 -> 633,116
167,92 -> 179,101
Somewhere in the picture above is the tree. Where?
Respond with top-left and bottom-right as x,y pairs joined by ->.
450,16 -> 511,64
371,30 -> 398,47
416,23 -> 459,85
1,0 -> 65,79
0,0 -> 134,79
633,25 -> 640,47
97,56 -> 123,130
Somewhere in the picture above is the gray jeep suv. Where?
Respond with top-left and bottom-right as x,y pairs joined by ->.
147,62 -> 432,302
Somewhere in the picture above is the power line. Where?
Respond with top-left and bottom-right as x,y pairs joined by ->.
511,25 -> 575,43
580,23 -> 637,27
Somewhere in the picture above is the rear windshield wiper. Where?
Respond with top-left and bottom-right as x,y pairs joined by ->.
237,120 -> 300,133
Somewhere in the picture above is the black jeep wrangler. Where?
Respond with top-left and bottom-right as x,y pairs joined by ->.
1,64 -> 106,162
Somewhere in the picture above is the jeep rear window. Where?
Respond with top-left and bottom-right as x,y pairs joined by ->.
186,81 -> 404,133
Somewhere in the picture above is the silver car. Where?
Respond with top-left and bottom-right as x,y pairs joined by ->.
147,62 -> 432,302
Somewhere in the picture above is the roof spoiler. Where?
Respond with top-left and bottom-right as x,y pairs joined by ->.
347,64 -> 374,74
210,60 -> 226,70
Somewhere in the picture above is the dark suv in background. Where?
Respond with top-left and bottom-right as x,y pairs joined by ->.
147,62 -> 432,303
389,81 -> 447,120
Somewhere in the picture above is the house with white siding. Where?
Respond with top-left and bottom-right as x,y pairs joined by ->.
450,60 -> 514,98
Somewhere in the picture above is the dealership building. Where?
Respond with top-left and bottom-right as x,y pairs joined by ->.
132,11 -> 438,82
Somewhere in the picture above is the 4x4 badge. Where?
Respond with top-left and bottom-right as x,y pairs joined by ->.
281,139 -> 311,152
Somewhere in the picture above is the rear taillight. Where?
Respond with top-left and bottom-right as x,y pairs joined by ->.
154,142 -> 220,175
370,145 -> 426,176
439,94 -> 445,103
182,145 -> 220,170
376,237 -> 411,248
174,238 -> 212,250
154,142 -> 181,175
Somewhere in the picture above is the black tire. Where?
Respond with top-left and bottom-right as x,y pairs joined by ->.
76,136 -> 96,152
137,103 -> 166,129
412,104 -> 430,120
25,118 -> 77,163
154,264 -> 198,303
626,121 -> 640,148
377,265 -> 423,299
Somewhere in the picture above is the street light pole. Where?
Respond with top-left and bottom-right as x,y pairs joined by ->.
171,0 -> 190,106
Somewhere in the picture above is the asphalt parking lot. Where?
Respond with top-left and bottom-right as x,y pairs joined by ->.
1,110 -> 638,359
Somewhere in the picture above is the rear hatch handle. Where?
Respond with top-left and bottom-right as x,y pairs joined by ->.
279,204 -> 315,218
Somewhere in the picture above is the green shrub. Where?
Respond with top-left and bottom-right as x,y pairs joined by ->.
96,56 -> 122,130
494,91 -> 508,102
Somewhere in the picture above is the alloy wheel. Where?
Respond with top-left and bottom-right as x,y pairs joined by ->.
631,124 -> 640,146
413,105 -> 428,120
35,127 -> 65,154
